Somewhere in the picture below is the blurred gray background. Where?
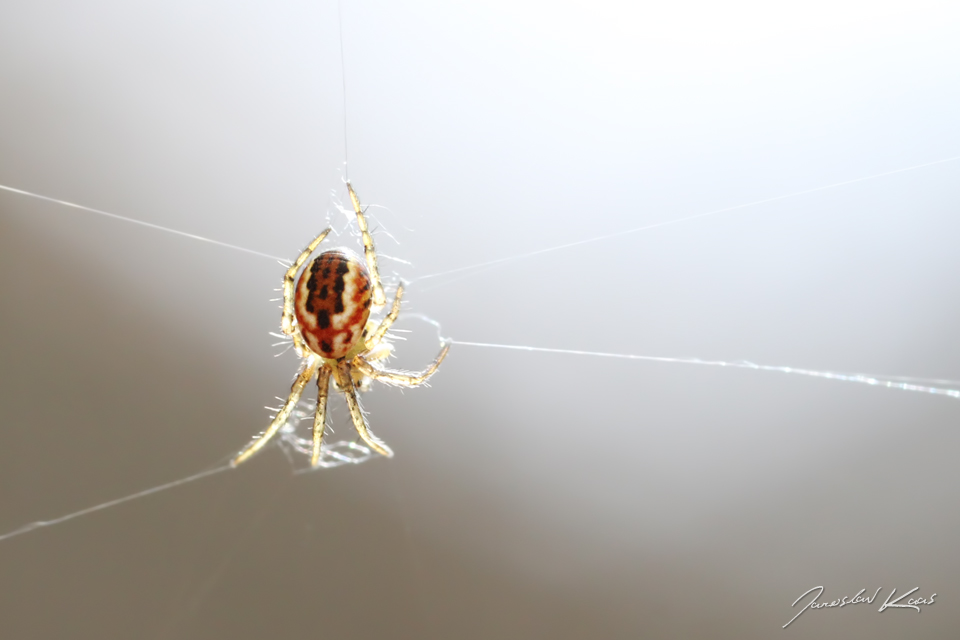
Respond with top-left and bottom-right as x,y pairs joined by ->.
1,1 -> 959,638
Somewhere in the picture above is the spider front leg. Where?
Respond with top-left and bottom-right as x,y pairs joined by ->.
365,282 -> 404,350
353,343 -> 450,387
347,182 -> 386,309
311,366 -> 331,467
281,228 -> 332,336
233,357 -> 321,467
335,360 -> 394,457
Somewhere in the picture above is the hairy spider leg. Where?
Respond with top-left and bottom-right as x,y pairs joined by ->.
365,282 -> 404,350
335,360 -> 393,457
353,343 -> 450,387
233,357 -> 321,466
311,367 -> 332,466
347,182 -> 386,309
281,228 -> 332,336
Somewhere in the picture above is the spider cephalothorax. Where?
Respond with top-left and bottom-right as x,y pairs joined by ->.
232,183 -> 448,467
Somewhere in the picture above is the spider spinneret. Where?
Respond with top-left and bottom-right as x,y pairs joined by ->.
232,183 -> 449,468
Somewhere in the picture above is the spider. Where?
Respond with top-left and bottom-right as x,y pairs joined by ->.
231,183 -> 449,467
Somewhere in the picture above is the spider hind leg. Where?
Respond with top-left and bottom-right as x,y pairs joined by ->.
233,358 -> 320,466
311,367 -> 332,467
353,343 -> 450,388
336,361 -> 394,457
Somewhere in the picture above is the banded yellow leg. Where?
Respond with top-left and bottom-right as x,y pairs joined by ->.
353,344 -> 450,388
347,182 -> 386,308
233,357 -> 320,466
336,361 -> 393,457
281,228 -> 331,336
311,367 -> 332,467
365,283 -> 404,350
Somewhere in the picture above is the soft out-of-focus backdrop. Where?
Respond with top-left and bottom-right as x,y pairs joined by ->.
1,1 -> 959,638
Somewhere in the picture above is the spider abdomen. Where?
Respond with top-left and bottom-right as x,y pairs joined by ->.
294,249 -> 372,360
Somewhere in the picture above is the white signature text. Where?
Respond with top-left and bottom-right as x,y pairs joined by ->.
783,586 -> 936,628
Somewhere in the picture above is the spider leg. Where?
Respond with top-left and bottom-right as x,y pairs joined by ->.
291,329 -> 309,357
233,357 -> 321,466
347,182 -> 386,309
353,343 -> 450,388
311,366 -> 332,467
365,282 -> 404,350
335,361 -> 394,457
281,228 -> 332,336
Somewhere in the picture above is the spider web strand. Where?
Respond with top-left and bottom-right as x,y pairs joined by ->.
410,154 -> 960,288
0,463 -> 233,544
3,154 -> 958,278
0,183 -> 287,262
451,340 -> 960,399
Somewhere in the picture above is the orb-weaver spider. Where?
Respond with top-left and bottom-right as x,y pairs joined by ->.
232,183 -> 449,467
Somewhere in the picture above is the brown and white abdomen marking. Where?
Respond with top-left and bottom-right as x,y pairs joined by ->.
294,250 -> 372,360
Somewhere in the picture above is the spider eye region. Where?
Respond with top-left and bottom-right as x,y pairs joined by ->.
294,249 -> 372,359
